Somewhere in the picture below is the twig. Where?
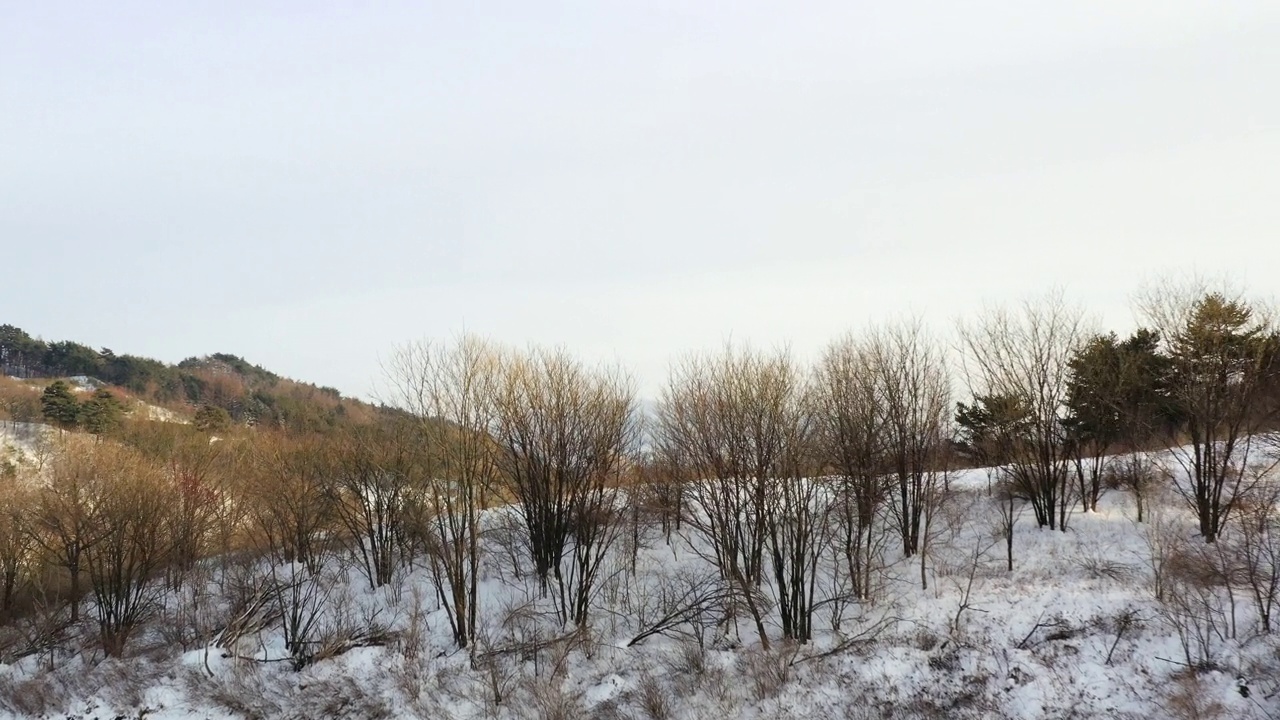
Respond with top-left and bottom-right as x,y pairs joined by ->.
792,614 -> 904,664
1016,611 -> 1047,650
1105,609 -> 1142,666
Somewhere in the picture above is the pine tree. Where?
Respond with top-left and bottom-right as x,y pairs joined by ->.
193,404 -> 231,433
1163,293 -> 1280,541
81,389 -> 125,435
954,393 -> 1029,467
1062,329 -> 1171,512
41,381 -> 81,430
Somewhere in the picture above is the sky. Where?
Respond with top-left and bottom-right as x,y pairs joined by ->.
3,1 -> 1280,400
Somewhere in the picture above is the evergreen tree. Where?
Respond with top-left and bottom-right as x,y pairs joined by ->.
42,341 -> 101,378
1160,293 -> 1280,541
1064,334 -> 1125,447
0,325 -> 44,377
41,381 -> 81,430
954,393 -> 1029,467
81,389 -> 125,435
193,404 -> 232,433
1063,329 -> 1171,448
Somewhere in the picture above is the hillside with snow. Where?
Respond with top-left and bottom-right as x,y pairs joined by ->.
2,454 -> 1278,720
0,423 -> 53,474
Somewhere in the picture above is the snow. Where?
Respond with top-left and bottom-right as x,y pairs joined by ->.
2,456 -> 1279,719
65,376 -> 100,394
0,422 -> 54,475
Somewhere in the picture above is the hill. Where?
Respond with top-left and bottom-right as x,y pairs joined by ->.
0,323 -> 384,433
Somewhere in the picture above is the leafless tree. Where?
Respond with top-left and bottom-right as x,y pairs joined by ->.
915,444 -> 955,589
1066,429 -> 1111,516
627,571 -> 732,648
762,382 -> 827,642
959,292 -> 1089,530
1157,537 -> 1233,669
993,479 -> 1022,572
243,433 -> 332,572
1110,451 -> 1159,524
268,560 -> 332,670
657,345 -> 817,647
811,334 -> 889,602
1227,471 -> 1280,634
328,422 -> 420,590
81,443 -> 176,657
385,335 -> 500,650
0,478 -> 34,621
31,435 -> 109,622
870,320 -> 952,557
631,453 -> 684,548
161,429 -> 231,587
490,347 -> 637,628
1136,279 -> 1280,542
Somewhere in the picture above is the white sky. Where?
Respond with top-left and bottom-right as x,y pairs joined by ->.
3,2 -> 1279,398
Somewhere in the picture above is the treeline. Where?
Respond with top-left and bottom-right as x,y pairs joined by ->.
0,324 -> 379,432
1,280 -> 1279,678
956,287 -> 1280,544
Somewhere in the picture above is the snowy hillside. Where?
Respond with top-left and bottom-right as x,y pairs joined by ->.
2,456 -> 1278,720
0,422 -> 54,474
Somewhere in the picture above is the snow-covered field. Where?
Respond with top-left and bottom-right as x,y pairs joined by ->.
2,462 -> 1278,720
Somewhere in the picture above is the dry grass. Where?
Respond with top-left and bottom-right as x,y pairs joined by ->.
744,645 -> 796,700
631,671 -> 673,720
0,673 -> 65,717
1162,671 -> 1229,720
1073,552 -> 1137,582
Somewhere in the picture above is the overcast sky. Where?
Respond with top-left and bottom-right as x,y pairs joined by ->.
3,2 -> 1279,399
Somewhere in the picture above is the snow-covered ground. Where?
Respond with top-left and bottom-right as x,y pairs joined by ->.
65,376 -> 101,394
2,461 -> 1278,719
0,422 -> 54,474
138,402 -> 188,424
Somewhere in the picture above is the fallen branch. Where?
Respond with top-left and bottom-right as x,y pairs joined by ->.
792,613 -> 904,665
1105,608 -> 1142,666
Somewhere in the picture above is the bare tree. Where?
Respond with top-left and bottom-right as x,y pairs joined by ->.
627,570 -> 732,647
0,477 -> 34,620
959,292 -> 1089,531
631,453 -> 684,548
657,345 -> 815,647
993,479 -> 1022,572
123,421 -> 251,581
1112,451 -> 1158,524
328,422 -> 420,590
162,429 -> 230,586
870,321 -> 952,557
80,443 -> 176,657
490,347 -> 637,628
1229,471 -> 1280,633
31,435 -> 108,622
1136,280 -> 1280,542
762,379 -> 828,642
1157,537 -> 1232,669
385,335 -> 500,650
267,560 -> 332,670
915,443 -> 954,589
243,433 -> 332,571
1064,422 -> 1110,515
811,334 -> 889,602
